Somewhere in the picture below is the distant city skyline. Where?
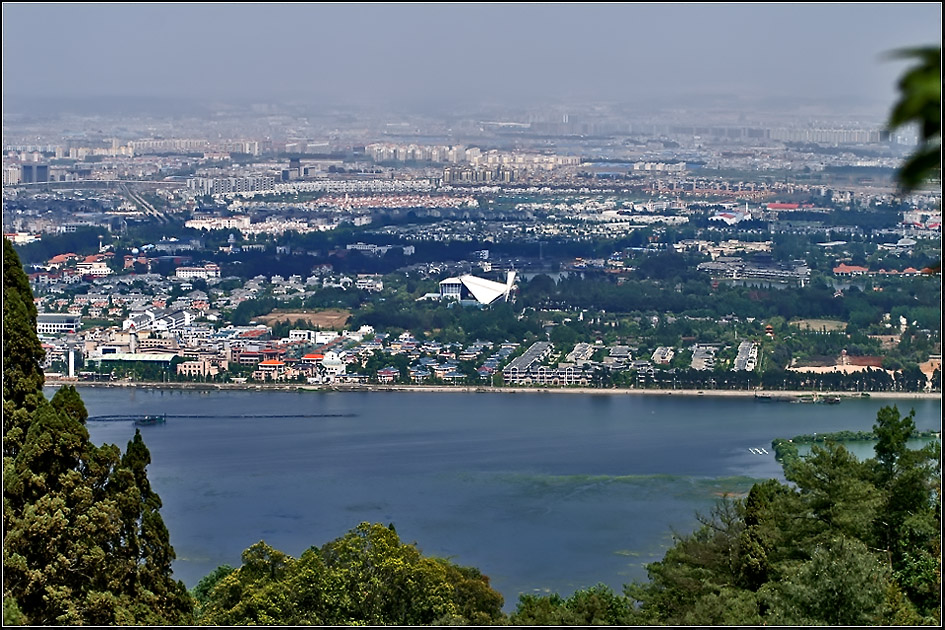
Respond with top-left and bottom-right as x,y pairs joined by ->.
2,3 -> 941,117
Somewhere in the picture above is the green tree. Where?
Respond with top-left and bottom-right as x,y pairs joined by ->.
619,403 -> 940,626
887,46 -> 942,276
869,406 -> 941,619
887,47 -> 941,191
190,563 -> 235,617
760,535 -> 892,626
196,522 -> 507,626
512,583 -> 634,626
736,479 -> 791,590
104,430 -> 193,623
2,238 -> 193,625
873,404 -> 916,477
49,385 -> 88,424
3,239 -> 47,458
623,497 -> 763,626
783,441 -> 882,544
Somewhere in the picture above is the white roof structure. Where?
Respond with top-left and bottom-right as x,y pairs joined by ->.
439,271 -> 516,305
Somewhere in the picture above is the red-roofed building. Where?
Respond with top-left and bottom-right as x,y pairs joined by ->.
253,359 -> 288,381
377,366 -> 400,384
48,253 -> 77,265
833,263 -> 869,276
124,255 -> 151,270
767,203 -> 799,210
260,348 -> 285,361
30,271 -> 63,285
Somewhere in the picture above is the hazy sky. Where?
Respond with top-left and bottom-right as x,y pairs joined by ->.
2,3 -> 941,113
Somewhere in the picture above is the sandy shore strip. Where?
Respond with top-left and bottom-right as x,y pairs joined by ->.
44,379 -> 942,401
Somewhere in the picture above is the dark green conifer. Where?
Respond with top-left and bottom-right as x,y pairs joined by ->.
2,238 -> 193,624
3,239 -> 47,458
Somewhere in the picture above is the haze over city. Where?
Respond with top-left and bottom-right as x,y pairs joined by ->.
2,2 -> 941,118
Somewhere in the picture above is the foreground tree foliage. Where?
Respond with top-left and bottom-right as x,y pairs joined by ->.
2,238 -> 193,624
887,46 -> 941,192
194,522 -> 506,625
514,405 -> 940,625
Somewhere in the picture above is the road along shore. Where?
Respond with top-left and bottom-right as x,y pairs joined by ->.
44,379 -> 941,401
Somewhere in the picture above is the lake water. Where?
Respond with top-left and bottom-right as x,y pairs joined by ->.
65,387 -> 941,609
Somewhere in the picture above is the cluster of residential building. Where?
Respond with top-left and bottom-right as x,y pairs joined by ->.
697,258 -> 811,287
501,341 -> 587,386
365,142 -> 581,171
314,194 -> 478,211
38,286 -> 764,386
187,175 -> 278,196
211,178 -> 440,200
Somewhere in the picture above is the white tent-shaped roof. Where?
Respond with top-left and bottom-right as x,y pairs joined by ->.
459,274 -> 509,305
439,271 -> 516,305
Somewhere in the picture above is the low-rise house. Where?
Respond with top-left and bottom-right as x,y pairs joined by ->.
177,359 -> 222,378
377,366 -> 400,384
651,347 -> 675,365
442,371 -> 467,384
253,359 -> 286,380
409,368 -> 432,383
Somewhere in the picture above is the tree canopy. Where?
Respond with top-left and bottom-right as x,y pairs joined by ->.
3,238 -> 193,625
887,46 -> 941,192
194,522 -> 506,626
513,405 -> 940,625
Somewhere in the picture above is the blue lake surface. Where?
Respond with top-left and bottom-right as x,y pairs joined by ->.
65,387 -> 941,609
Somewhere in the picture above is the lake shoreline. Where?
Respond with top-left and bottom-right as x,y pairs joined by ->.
45,379 -> 940,401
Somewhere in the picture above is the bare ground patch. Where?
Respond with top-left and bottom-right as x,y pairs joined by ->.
257,309 -> 351,329
919,358 -> 941,379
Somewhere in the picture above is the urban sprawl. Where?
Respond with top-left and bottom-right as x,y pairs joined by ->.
4,102 -> 941,394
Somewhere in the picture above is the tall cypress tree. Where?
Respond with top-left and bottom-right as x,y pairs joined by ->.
3,239 -> 46,458
2,238 -> 193,624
